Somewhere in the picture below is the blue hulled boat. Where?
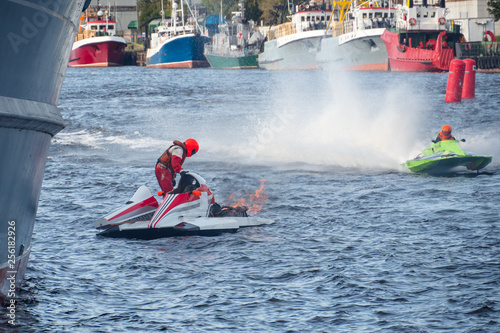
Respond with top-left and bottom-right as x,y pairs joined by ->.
146,0 -> 210,68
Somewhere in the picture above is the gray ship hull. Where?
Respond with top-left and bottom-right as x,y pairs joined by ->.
258,30 -> 324,70
316,28 -> 389,71
0,0 -> 86,302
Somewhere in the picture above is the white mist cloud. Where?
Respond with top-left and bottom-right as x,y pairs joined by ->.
225,71 -> 428,170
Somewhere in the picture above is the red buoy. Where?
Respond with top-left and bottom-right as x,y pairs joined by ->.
462,58 -> 476,100
445,59 -> 466,103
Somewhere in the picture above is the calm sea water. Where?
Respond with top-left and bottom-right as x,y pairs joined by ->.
2,67 -> 500,332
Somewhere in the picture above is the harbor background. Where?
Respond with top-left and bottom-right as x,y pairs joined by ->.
1,67 -> 499,331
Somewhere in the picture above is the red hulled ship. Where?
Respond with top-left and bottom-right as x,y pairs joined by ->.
381,0 -> 464,72
69,4 -> 126,67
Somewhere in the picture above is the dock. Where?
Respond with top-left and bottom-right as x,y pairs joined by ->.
124,43 -> 147,66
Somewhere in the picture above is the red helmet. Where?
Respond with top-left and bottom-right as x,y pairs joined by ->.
441,124 -> 452,136
184,138 -> 199,157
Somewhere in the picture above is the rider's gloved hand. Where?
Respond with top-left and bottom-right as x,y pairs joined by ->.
180,170 -> 188,176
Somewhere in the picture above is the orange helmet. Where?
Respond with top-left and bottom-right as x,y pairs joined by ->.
184,138 -> 199,157
441,124 -> 452,136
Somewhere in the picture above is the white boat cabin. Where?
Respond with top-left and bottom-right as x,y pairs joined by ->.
327,0 -> 396,37
84,20 -> 118,36
76,7 -> 118,40
395,0 -> 449,31
348,6 -> 395,31
293,10 -> 331,33
266,2 -> 331,40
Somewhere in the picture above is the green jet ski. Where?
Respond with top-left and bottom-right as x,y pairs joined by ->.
405,140 -> 492,174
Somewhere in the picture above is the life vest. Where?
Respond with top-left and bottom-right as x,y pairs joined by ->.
438,131 -> 455,141
157,140 -> 187,171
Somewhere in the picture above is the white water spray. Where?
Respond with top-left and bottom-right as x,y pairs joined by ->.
211,71 -> 428,170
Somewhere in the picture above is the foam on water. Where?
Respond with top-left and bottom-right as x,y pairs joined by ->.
53,129 -> 164,152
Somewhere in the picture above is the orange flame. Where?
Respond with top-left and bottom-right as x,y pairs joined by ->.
229,179 -> 268,215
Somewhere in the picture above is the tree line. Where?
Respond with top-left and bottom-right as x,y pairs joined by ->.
138,0 -> 288,26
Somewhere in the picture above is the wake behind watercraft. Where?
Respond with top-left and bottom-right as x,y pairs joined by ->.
95,172 -> 274,239
405,140 -> 492,174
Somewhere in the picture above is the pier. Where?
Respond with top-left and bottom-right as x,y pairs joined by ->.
124,44 -> 147,66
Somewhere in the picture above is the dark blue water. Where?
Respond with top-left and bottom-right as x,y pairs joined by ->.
4,67 -> 500,332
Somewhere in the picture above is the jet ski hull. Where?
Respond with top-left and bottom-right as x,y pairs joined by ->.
98,225 -> 237,239
97,216 -> 274,239
406,155 -> 492,173
405,140 -> 492,174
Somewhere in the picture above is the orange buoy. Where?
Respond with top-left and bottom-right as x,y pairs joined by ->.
445,59 -> 466,103
462,59 -> 476,100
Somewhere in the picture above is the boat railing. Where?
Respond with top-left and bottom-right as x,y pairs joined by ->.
329,10 -> 394,37
75,29 -> 113,42
456,41 -> 500,58
330,21 -> 346,37
267,22 -> 295,40
158,24 -> 196,39
205,42 -> 258,56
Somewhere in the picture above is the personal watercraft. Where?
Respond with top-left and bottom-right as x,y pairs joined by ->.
405,140 -> 492,174
95,172 -> 274,239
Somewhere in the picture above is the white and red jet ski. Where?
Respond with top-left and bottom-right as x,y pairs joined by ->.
94,172 -> 274,239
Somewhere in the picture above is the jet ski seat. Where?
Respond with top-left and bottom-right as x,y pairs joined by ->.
169,173 -> 201,194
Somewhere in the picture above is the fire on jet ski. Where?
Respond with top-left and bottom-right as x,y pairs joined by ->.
94,172 -> 274,239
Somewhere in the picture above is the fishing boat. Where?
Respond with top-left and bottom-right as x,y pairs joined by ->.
204,0 -> 263,69
69,2 -> 127,67
381,0 -> 464,72
317,0 -> 396,71
258,1 -> 332,70
146,0 -> 211,68
405,140 -> 492,174
1,1 -> 88,303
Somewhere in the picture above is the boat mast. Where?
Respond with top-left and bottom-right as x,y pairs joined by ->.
181,0 -> 185,28
220,0 -> 223,24
239,0 -> 245,19
106,3 -> 110,32
161,0 -> 165,25
172,0 -> 177,31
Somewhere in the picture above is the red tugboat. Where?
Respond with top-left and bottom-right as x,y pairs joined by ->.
69,3 -> 127,67
381,0 -> 464,72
